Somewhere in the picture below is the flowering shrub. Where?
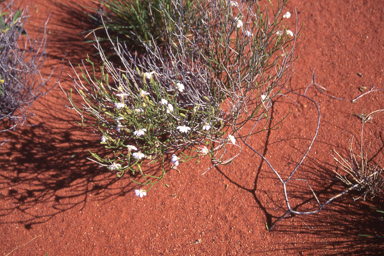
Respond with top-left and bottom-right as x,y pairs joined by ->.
0,0 -> 55,132
64,0 -> 295,194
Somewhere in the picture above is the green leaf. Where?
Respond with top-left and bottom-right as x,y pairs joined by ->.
13,10 -> 22,24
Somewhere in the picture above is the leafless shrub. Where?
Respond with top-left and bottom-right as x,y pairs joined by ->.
0,0 -> 57,133
241,74 -> 384,231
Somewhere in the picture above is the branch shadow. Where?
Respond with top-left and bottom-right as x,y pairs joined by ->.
213,91 -> 383,254
0,90 -> 164,229
0,0 -> 177,230
30,0 -> 101,64
268,156 -> 384,255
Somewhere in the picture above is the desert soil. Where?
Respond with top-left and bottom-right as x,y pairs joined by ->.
1,0 -> 384,255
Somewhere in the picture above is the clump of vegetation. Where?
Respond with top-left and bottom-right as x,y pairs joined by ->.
0,0 -> 55,133
333,109 -> 384,201
83,0 -> 194,50
64,0 -> 295,191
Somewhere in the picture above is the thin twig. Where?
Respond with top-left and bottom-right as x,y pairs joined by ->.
6,235 -> 42,256
352,87 -> 384,103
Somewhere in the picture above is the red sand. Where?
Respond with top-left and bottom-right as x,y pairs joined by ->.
1,0 -> 383,254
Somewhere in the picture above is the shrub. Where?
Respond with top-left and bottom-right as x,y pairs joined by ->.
0,0 -> 55,133
333,109 -> 384,201
83,0 -> 195,50
64,0 -> 295,192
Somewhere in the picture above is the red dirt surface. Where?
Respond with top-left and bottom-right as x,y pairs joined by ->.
1,0 -> 384,255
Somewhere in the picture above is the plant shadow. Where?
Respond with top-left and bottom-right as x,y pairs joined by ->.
0,90 -> 164,229
269,156 -> 384,255
214,93 -> 384,254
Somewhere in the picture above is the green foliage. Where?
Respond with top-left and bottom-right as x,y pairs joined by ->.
66,0 -> 295,192
0,9 -> 22,32
84,0 -> 195,49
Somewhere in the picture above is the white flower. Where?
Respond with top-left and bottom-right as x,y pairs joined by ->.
200,146 -> 209,155
177,125 -> 191,133
109,162 -> 121,171
160,98 -> 168,105
202,123 -> 211,131
132,151 -> 145,160
117,121 -> 122,132
228,135 -> 236,144
135,189 -> 147,198
127,145 -> 138,151
114,102 -> 125,109
176,83 -> 185,92
101,135 -> 107,143
143,71 -> 155,80
276,31 -> 283,36
140,89 -> 150,98
287,30 -> 294,37
283,11 -> 291,19
135,108 -> 144,113
230,1 -> 239,7
244,30 -> 253,37
116,93 -> 129,98
133,128 -> 147,137
235,18 -> 243,28
166,104 -> 174,113
261,94 -> 268,101
171,154 -> 179,166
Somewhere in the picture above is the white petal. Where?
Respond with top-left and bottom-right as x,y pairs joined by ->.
134,129 -> 146,137
171,154 -> 179,161
135,189 -> 147,197
261,94 -> 268,101
283,12 -> 291,19
202,124 -> 211,131
144,72 -> 154,80
116,93 -> 129,97
167,104 -> 173,113
109,162 -> 121,170
177,126 -> 191,133
236,20 -> 243,28
244,31 -> 253,37
133,152 -> 145,159
114,103 -> 125,109
200,146 -> 209,155
228,135 -> 236,144
127,145 -> 138,151
171,154 -> 180,166
140,89 -> 150,97
176,83 -> 185,92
